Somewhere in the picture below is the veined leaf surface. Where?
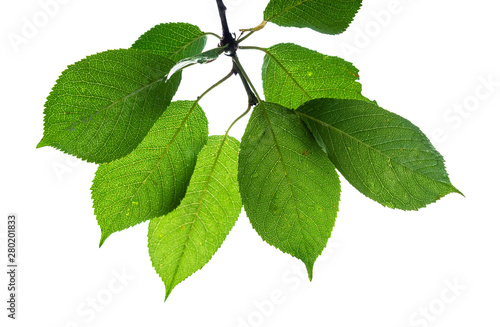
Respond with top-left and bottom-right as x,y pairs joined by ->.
131,22 -> 208,63
38,49 -> 181,163
239,102 -> 340,279
92,101 -> 208,245
297,98 -> 462,210
166,46 -> 226,80
262,43 -> 367,109
264,0 -> 362,35
149,135 -> 242,300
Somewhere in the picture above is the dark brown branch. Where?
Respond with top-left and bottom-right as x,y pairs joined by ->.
216,0 -> 256,106
216,0 -> 237,56
232,57 -> 258,106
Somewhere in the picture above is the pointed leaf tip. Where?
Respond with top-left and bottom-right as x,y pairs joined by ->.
454,186 -> 465,197
306,263 -> 314,281
99,231 -> 109,248
164,287 -> 173,302
36,138 -> 47,149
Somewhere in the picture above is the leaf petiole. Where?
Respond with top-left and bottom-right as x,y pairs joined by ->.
225,103 -> 252,137
238,21 -> 267,43
205,32 -> 222,40
231,54 -> 262,104
195,69 -> 234,103
232,60 -> 258,106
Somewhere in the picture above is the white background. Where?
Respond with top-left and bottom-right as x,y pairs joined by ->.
1,0 -> 499,326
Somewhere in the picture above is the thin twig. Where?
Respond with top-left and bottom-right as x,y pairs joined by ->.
232,55 -> 262,104
225,103 -> 253,136
232,59 -> 258,106
197,69 -> 234,102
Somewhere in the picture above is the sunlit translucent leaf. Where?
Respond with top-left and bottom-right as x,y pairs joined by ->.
131,22 -> 208,63
37,49 -> 181,163
166,46 -> 226,80
262,43 -> 367,109
92,101 -> 208,245
264,0 -> 362,35
149,135 -> 242,300
297,98 -> 462,210
239,102 -> 340,279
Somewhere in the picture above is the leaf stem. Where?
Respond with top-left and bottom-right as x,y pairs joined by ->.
237,31 -> 255,44
205,32 -> 222,40
232,59 -> 258,106
238,21 -> 267,43
238,45 -> 267,52
225,103 -> 252,136
196,69 -> 234,104
232,54 -> 262,104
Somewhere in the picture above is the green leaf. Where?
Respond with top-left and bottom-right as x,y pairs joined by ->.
92,101 -> 208,245
37,49 -> 181,163
238,102 -> 340,280
148,135 -> 242,300
263,0 -> 362,35
166,46 -> 226,80
262,43 -> 367,109
296,98 -> 462,210
131,22 -> 208,63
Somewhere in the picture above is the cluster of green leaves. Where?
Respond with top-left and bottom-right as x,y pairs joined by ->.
38,0 -> 461,299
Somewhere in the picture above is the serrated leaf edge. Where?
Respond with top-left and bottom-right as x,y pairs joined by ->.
296,102 -> 463,210
93,100 -> 208,246
37,49 -> 181,164
148,135 -> 241,300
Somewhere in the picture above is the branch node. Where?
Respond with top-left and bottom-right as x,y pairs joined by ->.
216,0 -> 238,56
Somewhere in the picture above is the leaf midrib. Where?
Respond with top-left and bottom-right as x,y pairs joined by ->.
132,26 -> 207,62
296,110 -> 456,191
71,72 -> 168,126
259,103 -> 303,236
263,47 -> 312,104
116,102 -> 201,227
168,33 -> 207,61
266,0 -> 311,22
165,135 -> 230,295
